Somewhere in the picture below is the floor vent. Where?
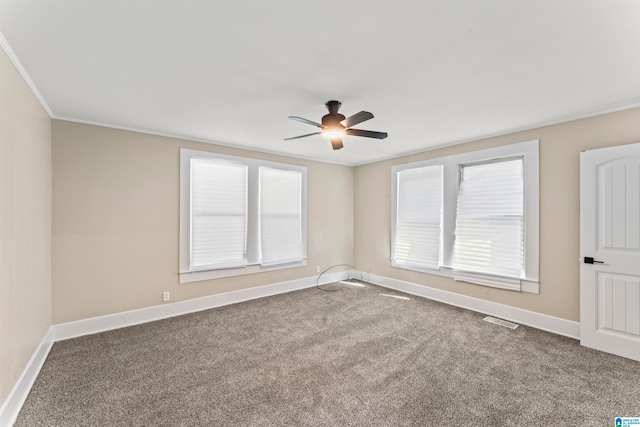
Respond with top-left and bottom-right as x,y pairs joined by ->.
483,316 -> 519,329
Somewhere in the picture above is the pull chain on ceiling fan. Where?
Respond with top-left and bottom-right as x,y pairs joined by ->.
285,100 -> 388,150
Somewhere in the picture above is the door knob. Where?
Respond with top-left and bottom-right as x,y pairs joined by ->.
584,257 -> 604,264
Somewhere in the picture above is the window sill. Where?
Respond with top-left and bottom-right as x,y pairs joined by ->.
390,261 -> 539,294
180,259 -> 307,284
391,261 -> 454,278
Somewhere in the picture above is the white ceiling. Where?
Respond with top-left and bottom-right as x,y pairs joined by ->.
1,1 -> 640,166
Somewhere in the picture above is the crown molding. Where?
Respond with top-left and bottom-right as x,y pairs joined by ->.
0,30 -> 53,117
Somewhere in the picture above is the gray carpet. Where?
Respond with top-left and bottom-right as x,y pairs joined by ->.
16,282 -> 640,426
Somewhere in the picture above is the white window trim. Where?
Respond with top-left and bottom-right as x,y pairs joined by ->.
179,149 -> 307,284
391,140 -> 539,293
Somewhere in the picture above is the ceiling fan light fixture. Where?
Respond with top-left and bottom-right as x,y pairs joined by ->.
322,129 -> 345,139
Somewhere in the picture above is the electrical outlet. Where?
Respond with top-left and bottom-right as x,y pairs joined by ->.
162,291 -> 170,302
316,266 -> 321,274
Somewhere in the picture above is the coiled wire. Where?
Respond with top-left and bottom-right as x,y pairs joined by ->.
316,264 -> 363,292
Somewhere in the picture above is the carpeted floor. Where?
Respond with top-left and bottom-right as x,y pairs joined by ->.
16,282 -> 640,426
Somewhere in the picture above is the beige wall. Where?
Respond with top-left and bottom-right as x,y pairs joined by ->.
0,48 -> 52,405
52,121 -> 354,324
52,107 -> 640,325
355,107 -> 640,322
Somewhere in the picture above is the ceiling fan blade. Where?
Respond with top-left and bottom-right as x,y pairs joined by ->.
284,132 -> 322,141
340,111 -> 374,128
345,129 -> 388,139
288,116 -> 323,128
330,137 -> 344,150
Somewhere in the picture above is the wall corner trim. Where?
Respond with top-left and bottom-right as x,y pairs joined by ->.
366,273 -> 580,339
0,329 -> 54,427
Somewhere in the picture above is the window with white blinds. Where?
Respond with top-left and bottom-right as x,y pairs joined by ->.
180,149 -> 307,283
190,158 -> 248,270
452,158 -> 524,289
259,167 -> 303,266
390,140 -> 539,293
392,165 -> 443,270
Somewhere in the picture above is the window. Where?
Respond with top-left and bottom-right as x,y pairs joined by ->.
452,158 -> 524,290
391,140 -> 539,293
259,167 -> 303,266
392,165 -> 443,270
190,158 -> 248,270
180,149 -> 307,283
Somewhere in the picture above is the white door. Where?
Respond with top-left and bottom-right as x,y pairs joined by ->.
580,142 -> 640,362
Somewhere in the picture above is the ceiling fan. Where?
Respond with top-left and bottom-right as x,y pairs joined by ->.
285,100 -> 388,150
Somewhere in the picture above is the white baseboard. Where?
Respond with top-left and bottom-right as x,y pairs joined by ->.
52,273 -> 346,341
366,273 -> 580,339
0,329 -> 53,427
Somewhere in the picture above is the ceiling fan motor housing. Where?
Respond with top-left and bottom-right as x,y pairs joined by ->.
322,113 -> 346,131
323,100 -> 345,130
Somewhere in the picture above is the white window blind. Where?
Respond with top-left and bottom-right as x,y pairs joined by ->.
453,158 -> 524,288
190,158 -> 248,270
259,167 -> 303,266
393,165 -> 443,269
